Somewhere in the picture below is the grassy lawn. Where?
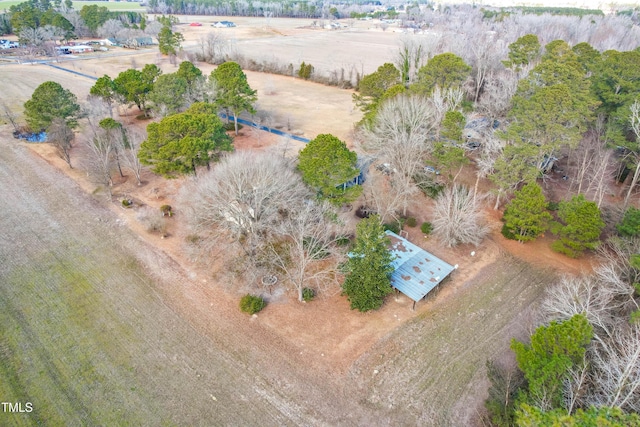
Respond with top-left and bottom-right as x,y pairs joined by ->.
0,0 -> 144,11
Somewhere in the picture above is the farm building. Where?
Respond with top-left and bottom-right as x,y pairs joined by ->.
386,231 -> 455,309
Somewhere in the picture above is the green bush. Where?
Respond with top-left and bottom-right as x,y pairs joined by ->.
298,61 -> 314,80
223,122 -> 242,131
122,199 -> 132,208
160,205 -> 173,216
302,288 -> 315,302
239,294 -> 266,315
416,178 -> 445,199
551,240 -> 579,258
617,206 -> 640,236
421,222 -> 433,235
405,217 -> 417,227
336,235 -> 351,246
547,201 -> 560,211
501,223 -> 517,240
383,221 -> 402,234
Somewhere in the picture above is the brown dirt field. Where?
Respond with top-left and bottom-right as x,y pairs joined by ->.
0,17 -> 600,425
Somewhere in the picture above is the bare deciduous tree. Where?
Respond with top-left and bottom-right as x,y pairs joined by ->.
268,201 -> 345,301
81,100 -> 114,195
476,70 -> 519,122
541,274 -> 616,341
474,131 -> 505,201
117,128 -> 144,185
589,325 -> 640,412
98,19 -> 125,39
83,130 -> 114,193
463,30 -> 507,102
622,100 -> 640,208
568,123 -> 615,209
197,31 -> 230,64
432,184 -> 488,247
47,117 -> 74,168
563,355 -> 589,414
361,95 -> 438,216
62,11 -> 91,38
18,26 -> 49,46
431,86 -> 464,130
1,102 -> 19,132
540,236 -> 640,413
180,151 -> 311,255
360,171 -> 413,223
144,20 -> 163,39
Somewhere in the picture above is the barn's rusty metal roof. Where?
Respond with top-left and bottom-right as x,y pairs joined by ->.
386,231 -> 455,302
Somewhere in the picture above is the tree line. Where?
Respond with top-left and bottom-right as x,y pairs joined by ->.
0,0 -> 158,56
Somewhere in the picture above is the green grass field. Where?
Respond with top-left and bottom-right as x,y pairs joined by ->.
0,0 -> 144,11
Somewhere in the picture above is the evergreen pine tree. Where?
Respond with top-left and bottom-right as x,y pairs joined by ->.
552,195 -> 605,257
502,182 -> 552,242
342,215 -> 394,312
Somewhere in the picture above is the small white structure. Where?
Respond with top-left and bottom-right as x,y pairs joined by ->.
212,21 -> 236,28
56,45 -> 94,54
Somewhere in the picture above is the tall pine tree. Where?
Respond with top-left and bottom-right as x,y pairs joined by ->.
342,215 -> 394,312
502,182 -> 552,242
552,195 -> 605,258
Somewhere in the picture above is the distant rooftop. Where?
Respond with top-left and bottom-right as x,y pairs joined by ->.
386,231 -> 455,303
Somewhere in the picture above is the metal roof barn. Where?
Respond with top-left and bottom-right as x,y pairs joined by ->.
386,231 -> 455,307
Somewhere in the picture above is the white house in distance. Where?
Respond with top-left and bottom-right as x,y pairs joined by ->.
56,45 -> 93,54
212,21 -> 236,28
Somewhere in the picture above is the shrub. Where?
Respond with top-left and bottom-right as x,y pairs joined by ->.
383,221 -> 401,234
185,234 -> 200,244
421,222 -> 433,235
617,206 -> 640,236
239,294 -> 266,315
302,288 -> 315,302
405,217 -> 417,227
160,205 -> 173,217
355,205 -> 372,218
336,235 -> 351,246
223,122 -> 242,132
298,61 -> 314,80
501,223 -> 517,240
137,207 -> 167,237
415,177 -> 445,199
122,199 -> 133,208
547,201 -> 560,211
